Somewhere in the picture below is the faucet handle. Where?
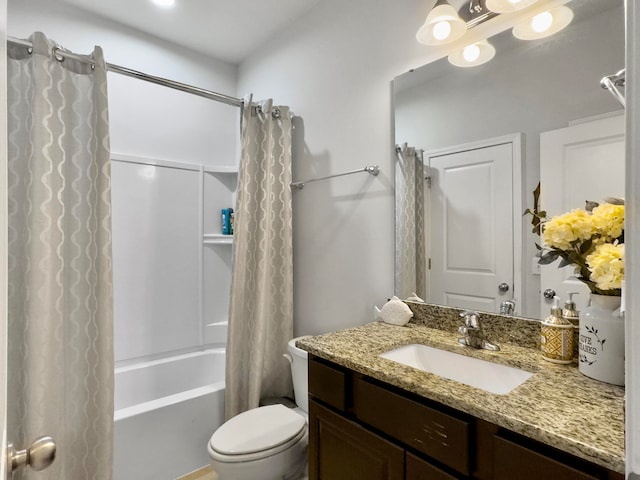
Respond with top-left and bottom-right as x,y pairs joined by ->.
459,310 -> 480,328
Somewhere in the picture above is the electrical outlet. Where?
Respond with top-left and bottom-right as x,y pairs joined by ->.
532,257 -> 541,275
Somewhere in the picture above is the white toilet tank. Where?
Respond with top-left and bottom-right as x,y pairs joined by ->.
286,336 -> 310,413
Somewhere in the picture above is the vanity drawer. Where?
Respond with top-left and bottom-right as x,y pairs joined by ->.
352,376 -> 471,475
406,452 -> 458,480
308,356 -> 347,412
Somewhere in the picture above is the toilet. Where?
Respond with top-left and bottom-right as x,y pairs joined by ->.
207,336 -> 310,480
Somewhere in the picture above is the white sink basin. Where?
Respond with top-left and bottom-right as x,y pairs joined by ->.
379,344 -> 533,395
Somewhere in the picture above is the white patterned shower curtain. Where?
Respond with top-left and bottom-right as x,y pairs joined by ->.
6,33 -> 113,479
225,97 -> 293,420
395,144 -> 426,300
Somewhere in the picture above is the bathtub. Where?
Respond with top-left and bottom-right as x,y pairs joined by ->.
113,348 -> 225,480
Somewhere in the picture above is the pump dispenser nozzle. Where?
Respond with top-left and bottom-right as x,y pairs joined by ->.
562,292 -> 580,326
551,296 -> 563,317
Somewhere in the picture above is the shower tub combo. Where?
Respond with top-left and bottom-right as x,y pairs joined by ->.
113,348 -> 225,480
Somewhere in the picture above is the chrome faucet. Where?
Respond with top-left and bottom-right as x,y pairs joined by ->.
499,300 -> 516,316
458,310 -> 500,351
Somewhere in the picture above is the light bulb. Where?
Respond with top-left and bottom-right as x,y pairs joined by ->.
531,11 -> 553,33
513,5 -> 573,40
416,1 -> 467,45
463,44 -> 481,62
448,40 -> 495,67
432,21 -> 452,41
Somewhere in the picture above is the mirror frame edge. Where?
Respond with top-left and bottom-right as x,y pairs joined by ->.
625,0 -> 639,475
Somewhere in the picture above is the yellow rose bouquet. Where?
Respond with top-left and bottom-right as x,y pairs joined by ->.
525,199 -> 624,296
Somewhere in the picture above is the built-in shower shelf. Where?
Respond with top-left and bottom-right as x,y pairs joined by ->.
203,165 -> 238,174
203,234 -> 233,245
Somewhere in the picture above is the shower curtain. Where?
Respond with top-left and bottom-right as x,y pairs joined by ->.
7,33 -> 113,479
225,97 -> 293,419
395,144 -> 426,299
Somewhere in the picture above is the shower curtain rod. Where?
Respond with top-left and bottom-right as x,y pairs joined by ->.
7,36 -> 244,108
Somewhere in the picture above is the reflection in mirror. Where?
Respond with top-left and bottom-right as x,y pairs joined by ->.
394,0 -> 624,320
395,145 -> 426,299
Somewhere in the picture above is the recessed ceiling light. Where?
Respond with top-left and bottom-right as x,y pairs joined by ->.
151,0 -> 175,8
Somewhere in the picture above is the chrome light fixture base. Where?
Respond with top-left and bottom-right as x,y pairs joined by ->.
485,0 -> 539,14
459,0 -> 499,28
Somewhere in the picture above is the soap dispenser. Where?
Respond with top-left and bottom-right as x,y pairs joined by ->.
541,296 -> 574,364
562,292 -> 580,360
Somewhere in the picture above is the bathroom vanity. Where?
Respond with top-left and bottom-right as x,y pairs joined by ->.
297,304 -> 625,480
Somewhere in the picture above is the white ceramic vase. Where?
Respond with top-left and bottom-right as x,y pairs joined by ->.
578,294 -> 624,386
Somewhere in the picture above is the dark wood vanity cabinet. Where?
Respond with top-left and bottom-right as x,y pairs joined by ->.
309,400 -> 405,479
307,355 -> 624,480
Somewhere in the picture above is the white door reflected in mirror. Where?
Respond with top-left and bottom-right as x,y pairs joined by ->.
428,138 -> 517,314
539,112 -> 625,314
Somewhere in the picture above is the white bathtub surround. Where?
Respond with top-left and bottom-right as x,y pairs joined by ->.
7,32 -> 114,479
114,349 -> 225,480
226,97 -> 294,419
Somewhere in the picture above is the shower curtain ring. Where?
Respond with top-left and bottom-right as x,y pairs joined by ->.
53,47 -> 64,62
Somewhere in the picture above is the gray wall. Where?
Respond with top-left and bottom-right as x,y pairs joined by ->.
237,0 -> 437,335
394,2 -> 624,319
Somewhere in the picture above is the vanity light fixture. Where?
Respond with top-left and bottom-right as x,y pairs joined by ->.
448,39 -> 496,67
151,0 -> 175,8
416,0 -> 467,46
485,0 -> 539,14
417,0 -> 572,68
512,5 -> 573,40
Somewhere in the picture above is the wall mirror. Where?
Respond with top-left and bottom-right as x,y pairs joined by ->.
393,0 -> 625,320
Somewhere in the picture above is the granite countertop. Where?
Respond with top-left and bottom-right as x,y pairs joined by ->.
296,304 -> 625,474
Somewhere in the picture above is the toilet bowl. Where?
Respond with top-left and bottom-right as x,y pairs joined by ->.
208,336 -> 310,480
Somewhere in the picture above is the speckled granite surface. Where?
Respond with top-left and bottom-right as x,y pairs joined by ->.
407,301 -> 542,349
297,307 -> 625,473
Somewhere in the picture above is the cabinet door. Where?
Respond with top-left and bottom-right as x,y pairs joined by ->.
493,435 -> 600,480
309,399 -> 404,480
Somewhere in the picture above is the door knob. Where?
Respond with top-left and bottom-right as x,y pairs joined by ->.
543,288 -> 556,299
7,435 -> 56,475
498,283 -> 510,293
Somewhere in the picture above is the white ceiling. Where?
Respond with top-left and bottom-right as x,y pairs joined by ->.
59,0 -> 322,64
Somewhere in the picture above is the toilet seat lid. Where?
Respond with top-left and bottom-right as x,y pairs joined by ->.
210,404 -> 306,456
